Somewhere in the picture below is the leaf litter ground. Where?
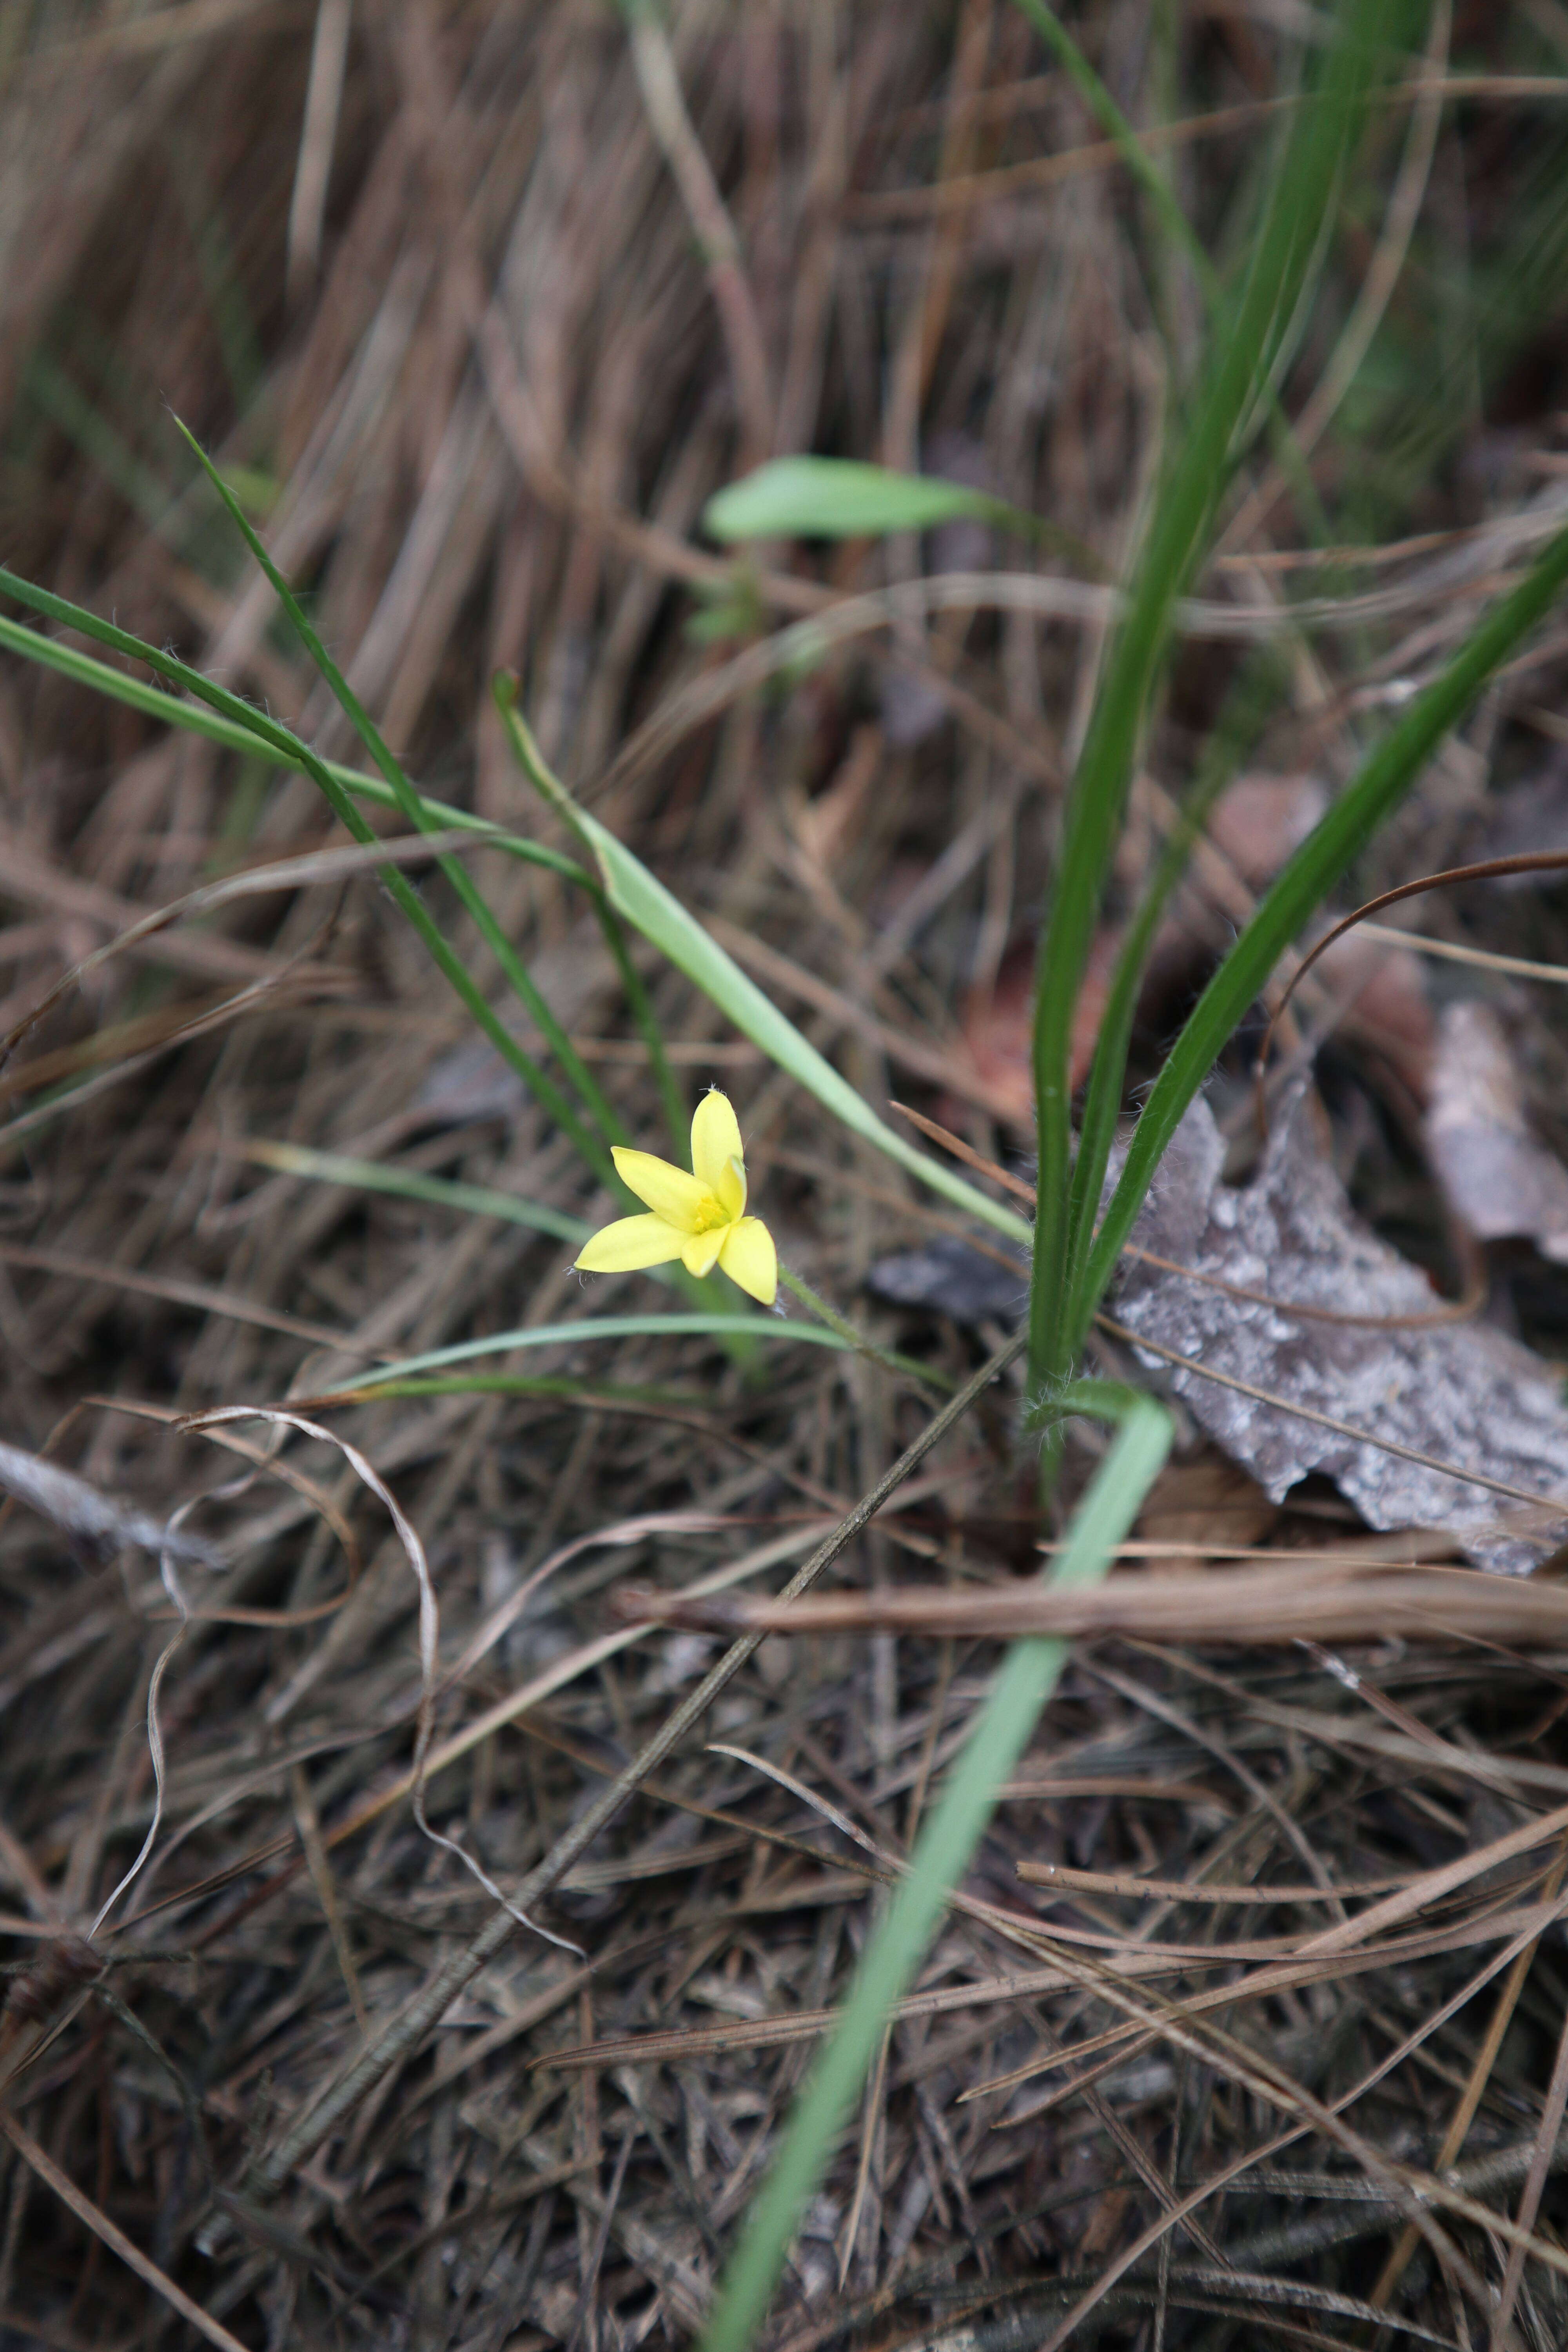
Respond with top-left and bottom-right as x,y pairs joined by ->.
5,5 -> 1568,2348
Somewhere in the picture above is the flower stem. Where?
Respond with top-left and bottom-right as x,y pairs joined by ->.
777,1264 -> 951,1394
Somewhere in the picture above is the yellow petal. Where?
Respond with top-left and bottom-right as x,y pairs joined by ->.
719,1216 -> 777,1306
611,1146 -> 708,1232
681,1227 -> 727,1278
716,1151 -> 747,1223
575,1214 -> 686,1273
690,1090 -> 744,1194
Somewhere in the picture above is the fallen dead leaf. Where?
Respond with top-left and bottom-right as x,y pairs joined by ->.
866,1231 -> 1028,1323
1207,772 -> 1329,887
1308,927 -> 1435,1102
951,927 -> 1119,1131
1109,1090 -> 1568,1573
867,1093 -> 1568,1574
1425,998 -> 1568,1260
1134,1454 -> 1279,1561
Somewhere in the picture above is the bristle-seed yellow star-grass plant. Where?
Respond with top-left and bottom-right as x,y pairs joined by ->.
9,6 -> 1568,2302
575,1088 -> 777,1304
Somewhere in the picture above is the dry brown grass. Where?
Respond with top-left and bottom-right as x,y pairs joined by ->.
3,2 -> 1568,2346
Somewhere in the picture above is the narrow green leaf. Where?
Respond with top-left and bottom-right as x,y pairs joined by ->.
0,560 -> 1031,1255
170,420 -> 630,1180
318,1314 -> 861,1397
1062,647 -> 1288,1318
0,608 -> 586,885
1080,512 -> 1568,1336
495,689 -> 689,1158
498,694 -> 1034,1250
1010,0 -> 1216,306
25,354 -> 172,530
1008,0 -> 1340,543
1029,0 -> 1379,1404
316,1374 -> 708,1406
237,1139 -> 590,1245
0,563 -> 617,1188
700,1390 -> 1171,2352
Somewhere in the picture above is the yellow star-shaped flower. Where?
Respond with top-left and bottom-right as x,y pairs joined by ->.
575,1090 -> 777,1306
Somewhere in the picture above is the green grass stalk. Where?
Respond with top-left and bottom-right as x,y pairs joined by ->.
1079,511 -> 1568,1339
1028,0 -> 1379,1414
777,1264 -> 952,1394
1062,648 -> 1289,1319
495,680 -> 690,1159
0,609 -> 586,886
699,1389 -> 1171,2352
0,569 -> 615,1185
174,423 -> 633,1175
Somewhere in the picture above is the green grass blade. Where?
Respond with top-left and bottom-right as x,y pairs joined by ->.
1062,648 -> 1288,1314
248,1146 -> 944,1393
699,1391 -> 1171,2352
237,1139 -> 591,1244
0,566 -> 616,1188
0,609 -> 587,885
592,897 -> 688,1156
1080,512 -> 1568,1334
1010,0 -> 1218,308
316,1314 -> 862,1397
495,686 -> 689,1160
1028,0 -> 1378,1406
314,1374 -> 708,1407
1009,0 -> 1340,544
500,696 -> 1034,1249
776,1264 -> 952,1395
25,353 -> 173,529
171,420 -> 631,1171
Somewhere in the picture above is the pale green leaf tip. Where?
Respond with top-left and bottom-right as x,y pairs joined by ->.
703,455 -> 990,545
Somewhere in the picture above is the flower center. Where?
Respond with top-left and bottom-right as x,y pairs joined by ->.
690,1192 -> 730,1234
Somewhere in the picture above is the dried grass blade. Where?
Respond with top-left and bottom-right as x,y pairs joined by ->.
0,2114 -> 250,2352
0,1440 -> 219,1570
1257,843 -> 1568,1098
180,1406 -> 580,1955
0,829 -> 481,1067
621,1564 -> 1568,1650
